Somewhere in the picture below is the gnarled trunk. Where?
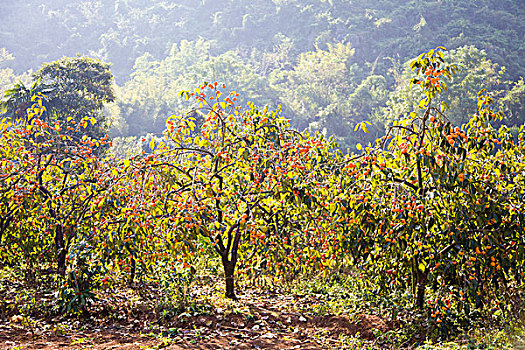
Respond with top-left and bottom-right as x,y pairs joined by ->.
55,225 -> 67,276
215,222 -> 242,300
222,257 -> 237,300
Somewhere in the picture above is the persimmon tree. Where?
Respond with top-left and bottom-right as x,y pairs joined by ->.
0,93 -> 120,312
0,103 -> 48,275
131,82 -> 343,299
341,47 -> 524,328
92,155 -> 173,287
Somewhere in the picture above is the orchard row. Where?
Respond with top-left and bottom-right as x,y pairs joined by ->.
0,48 -> 523,325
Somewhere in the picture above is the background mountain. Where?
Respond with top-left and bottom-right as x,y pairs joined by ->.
1,0 -> 523,150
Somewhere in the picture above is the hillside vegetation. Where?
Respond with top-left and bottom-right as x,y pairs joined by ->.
1,0 -> 524,148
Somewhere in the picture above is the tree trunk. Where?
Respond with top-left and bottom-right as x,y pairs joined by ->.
416,270 -> 427,309
416,280 -> 426,309
129,257 -> 136,286
55,225 -> 66,276
216,223 -> 241,300
222,258 -> 237,300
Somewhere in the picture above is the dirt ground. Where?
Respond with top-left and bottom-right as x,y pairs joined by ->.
0,288 -> 393,350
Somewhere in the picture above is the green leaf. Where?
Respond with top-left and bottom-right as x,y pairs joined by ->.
418,98 -> 428,109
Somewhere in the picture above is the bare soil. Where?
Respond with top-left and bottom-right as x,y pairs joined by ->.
0,287 -> 393,349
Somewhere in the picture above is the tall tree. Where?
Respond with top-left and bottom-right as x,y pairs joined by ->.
32,55 -> 115,138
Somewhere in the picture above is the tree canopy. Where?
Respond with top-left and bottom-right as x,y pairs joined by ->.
1,56 -> 114,139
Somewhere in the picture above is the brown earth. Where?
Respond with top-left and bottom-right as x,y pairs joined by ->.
0,288 -> 393,350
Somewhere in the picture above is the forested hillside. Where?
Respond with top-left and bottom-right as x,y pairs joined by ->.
1,0 -> 524,151
2,0 -> 524,80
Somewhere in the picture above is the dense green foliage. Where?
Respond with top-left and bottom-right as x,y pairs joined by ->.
1,56 -> 114,139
